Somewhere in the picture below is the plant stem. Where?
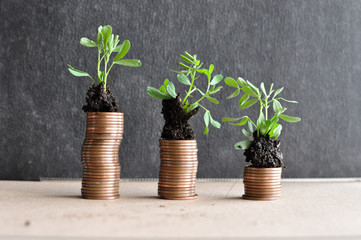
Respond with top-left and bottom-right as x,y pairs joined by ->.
182,69 -> 196,105
97,50 -> 101,83
103,56 -> 108,92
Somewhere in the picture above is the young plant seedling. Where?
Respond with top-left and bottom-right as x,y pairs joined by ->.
68,25 -> 142,92
222,77 -> 301,167
147,51 -> 223,135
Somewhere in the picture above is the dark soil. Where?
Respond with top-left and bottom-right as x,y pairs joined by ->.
244,131 -> 284,168
161,94 -> 199,140
82,82 -> 119,112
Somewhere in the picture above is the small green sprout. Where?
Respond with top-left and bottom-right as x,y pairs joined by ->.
68,25 -> 142,91
222,77 -> 301,150
147,52 -> 224,134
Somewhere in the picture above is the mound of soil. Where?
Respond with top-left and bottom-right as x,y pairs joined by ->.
244,131 -> 284,168
161,94 -> 199,140
82,82 -> 119,112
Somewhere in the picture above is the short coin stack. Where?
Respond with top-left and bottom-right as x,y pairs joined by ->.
158,140 -> 198,200
243,167 -> 282,201
81,112 -> 124,200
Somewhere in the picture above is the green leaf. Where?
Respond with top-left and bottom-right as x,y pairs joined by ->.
225,77 -> 239,88
210,74 -> 223,85
97,70 -> 104,83
279,114 -> 301,122
272,125 -> 282,139
229,116 -> 248,126
113,59 -> 142,67
222,117 -> 241,122
242,129 -> 252,137
68,65 -> 92,78
237,77 -> 247,87
147,87 -> 173,99
113,40 -> 130,61
184,51 -> 195,61
180,55 -> 193,64
177,74 -> 191,85
273,99 -> 282,113
80,37 -> 97,47
273,87 -> 284,98
101,25 -> 112,48
241,85 -> 259,98
260,82 -> 267,96
209,113 -> 221,128
278,97 -> 298,103
235,140 -> 252,150
166,82 -> 177,98
209,64 -> 214,74
257,112 -> 265,128
179,62 -> 190,69
204,111 -> 210,134
210,86 -> 223,94
164,79 -> 169,87
246,80 -> 260,95
226,89 -> 240,99
248,120 -> 253,133
159,85 -> 167,94
239,93 -> 250,106
268,83 -> 274,96
206,96 -> 219,104
97,26 -> 103,45
239,99 -> 258,109
188,104 -> 198,111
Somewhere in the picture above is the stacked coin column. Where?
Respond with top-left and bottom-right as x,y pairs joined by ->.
158,140 -> 198,200
81,112 -> 124,200
243,167 -> 282,201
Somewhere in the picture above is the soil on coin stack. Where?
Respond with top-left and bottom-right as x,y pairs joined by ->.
244,131 -> 284,168
161,94 -> 199,140
82,82 -> 119,112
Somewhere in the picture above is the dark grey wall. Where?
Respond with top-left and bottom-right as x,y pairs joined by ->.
1,0 -> 360,180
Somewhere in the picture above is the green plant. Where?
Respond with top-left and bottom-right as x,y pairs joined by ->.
222,77 -> 301,150
147,51 -> 224,134
68,25 -> 142,91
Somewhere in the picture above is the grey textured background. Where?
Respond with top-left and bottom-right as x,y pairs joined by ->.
1,0 -> 360,180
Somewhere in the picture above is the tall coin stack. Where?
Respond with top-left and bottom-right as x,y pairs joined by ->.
81,112 -> 124,200
158,140 -> 198,200
243,167 -> 282,201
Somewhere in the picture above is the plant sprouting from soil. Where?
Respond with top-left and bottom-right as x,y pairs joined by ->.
222,77 -> 301,150
67,25 -> 142,91
147,51 -> 223,134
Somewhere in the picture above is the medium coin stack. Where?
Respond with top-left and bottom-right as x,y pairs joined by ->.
81,112 -> 124,200
243,167 -> 282,201
158,140 -> 198,200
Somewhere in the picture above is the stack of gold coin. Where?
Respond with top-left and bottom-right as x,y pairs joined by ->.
243,167 -> 282,201
81,112 -> 124,200
158,140 -> 198,200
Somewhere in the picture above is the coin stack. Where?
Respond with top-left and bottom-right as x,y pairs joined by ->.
81,112 -> 124,200
243,167 -> 282,201
158,140 -> 198,200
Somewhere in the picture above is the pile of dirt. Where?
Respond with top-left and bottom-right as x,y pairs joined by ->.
244,131 -> 284,168
161,94 -> 199,140
82,82 -> 119,112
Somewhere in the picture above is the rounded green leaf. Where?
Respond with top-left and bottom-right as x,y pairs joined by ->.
166,82 -> 177,98
210,74 -> 223,85
225,77 -> 239,88
273,87 -> 284,98
177,74 -> 191,85
80,37 -> 97,47
204,111 -> 210,127
222,117 -> 241,122
101,25 -> 112,48
113,40 -> 130,62
273,99 -> 282,113
239,93 -> 250,106
235,140 -> 252,150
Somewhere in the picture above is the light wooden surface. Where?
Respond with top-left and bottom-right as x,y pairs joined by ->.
0,180 -> 360,239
